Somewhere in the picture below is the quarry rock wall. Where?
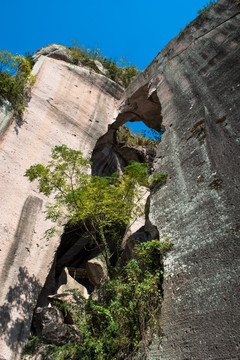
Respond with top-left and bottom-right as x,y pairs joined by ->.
117,1 -> 239,358
0,0 -> 240,359
0,55 -> 123,360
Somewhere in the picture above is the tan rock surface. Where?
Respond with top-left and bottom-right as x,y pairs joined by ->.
57,267 -> 89,298
86,255 -> 109,287
0,54 -> 123,360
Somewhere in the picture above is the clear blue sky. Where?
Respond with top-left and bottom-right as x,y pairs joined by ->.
0,0 -> 211,135
1,0 -> 210,70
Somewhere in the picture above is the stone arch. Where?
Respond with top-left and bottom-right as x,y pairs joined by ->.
91,84 -> 163,176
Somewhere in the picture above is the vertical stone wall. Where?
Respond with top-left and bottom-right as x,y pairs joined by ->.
0,55 -> 123,360
117,1 -> 240,358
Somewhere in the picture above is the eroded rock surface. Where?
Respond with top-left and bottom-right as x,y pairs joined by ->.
116,1 -> 240,359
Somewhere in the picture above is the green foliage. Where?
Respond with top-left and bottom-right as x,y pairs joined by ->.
136,238 -> 173,270
197,0 -> 217,16
68,42 -> 138,88
0,50 -> 35,115
148,172 -> 168,188
48,239 -> 173,360
25,145 -> 149,272
117,125 -> 161,147
25,145 -> 172,359
25,52 -> 35,69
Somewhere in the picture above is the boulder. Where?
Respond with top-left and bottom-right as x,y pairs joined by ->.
57,267 -> 89,299
48,292 -> 79,306
48,292 -> 85,325
89,59 -> 109,76
33,307 -> 64,336
33,43 -> 73,63
86,256 -> 109,287
41,323 -> 80,346
32,306 -> 80,346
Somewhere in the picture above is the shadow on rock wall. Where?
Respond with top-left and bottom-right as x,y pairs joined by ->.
0,267 -> 41,355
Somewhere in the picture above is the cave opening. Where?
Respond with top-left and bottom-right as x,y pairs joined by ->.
52,87 -> 164,297
36,85 -> 164,310
124,120 -> 164,142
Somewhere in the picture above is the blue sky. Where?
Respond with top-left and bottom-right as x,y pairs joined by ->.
0,0 -> 211,135
1,0 -> 210,69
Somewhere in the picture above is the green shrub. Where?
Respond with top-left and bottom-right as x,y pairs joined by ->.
25,146 -> 172,359
48,239 -> 173,360
25,52 -> 35,69
68,42 -> 138,88
0,50 -> 35,115
148,172 -> 168,188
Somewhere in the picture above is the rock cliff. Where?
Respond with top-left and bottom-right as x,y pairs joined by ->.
121,1 -> 239,358
0,52 -> 123,359
0,0 -> 240,359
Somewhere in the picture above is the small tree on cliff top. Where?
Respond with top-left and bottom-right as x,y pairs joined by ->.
25,145 -> 149,273
0,50 -> 35,115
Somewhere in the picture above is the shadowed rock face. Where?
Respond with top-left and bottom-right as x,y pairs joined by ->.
115,1 -> 239,359
0,55 -> 123,359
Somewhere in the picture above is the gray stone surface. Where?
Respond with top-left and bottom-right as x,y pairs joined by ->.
32,43 -> 73,63
33,307 -> 64,336
89,59 -> 109,75
0,98 -> 14,137
41,322 -> 80,346
33,306 -> 80,346
116,1 -> 240,358
86,255 -> 109,287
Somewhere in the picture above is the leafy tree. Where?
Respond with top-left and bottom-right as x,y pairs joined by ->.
0,50 -> 35,115
24,52 -> 35,69
24,145 -> 171,359
25,145 -> 149,273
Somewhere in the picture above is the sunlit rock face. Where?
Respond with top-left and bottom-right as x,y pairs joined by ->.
0,54 -> 123,360
114,1 -> 240,359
